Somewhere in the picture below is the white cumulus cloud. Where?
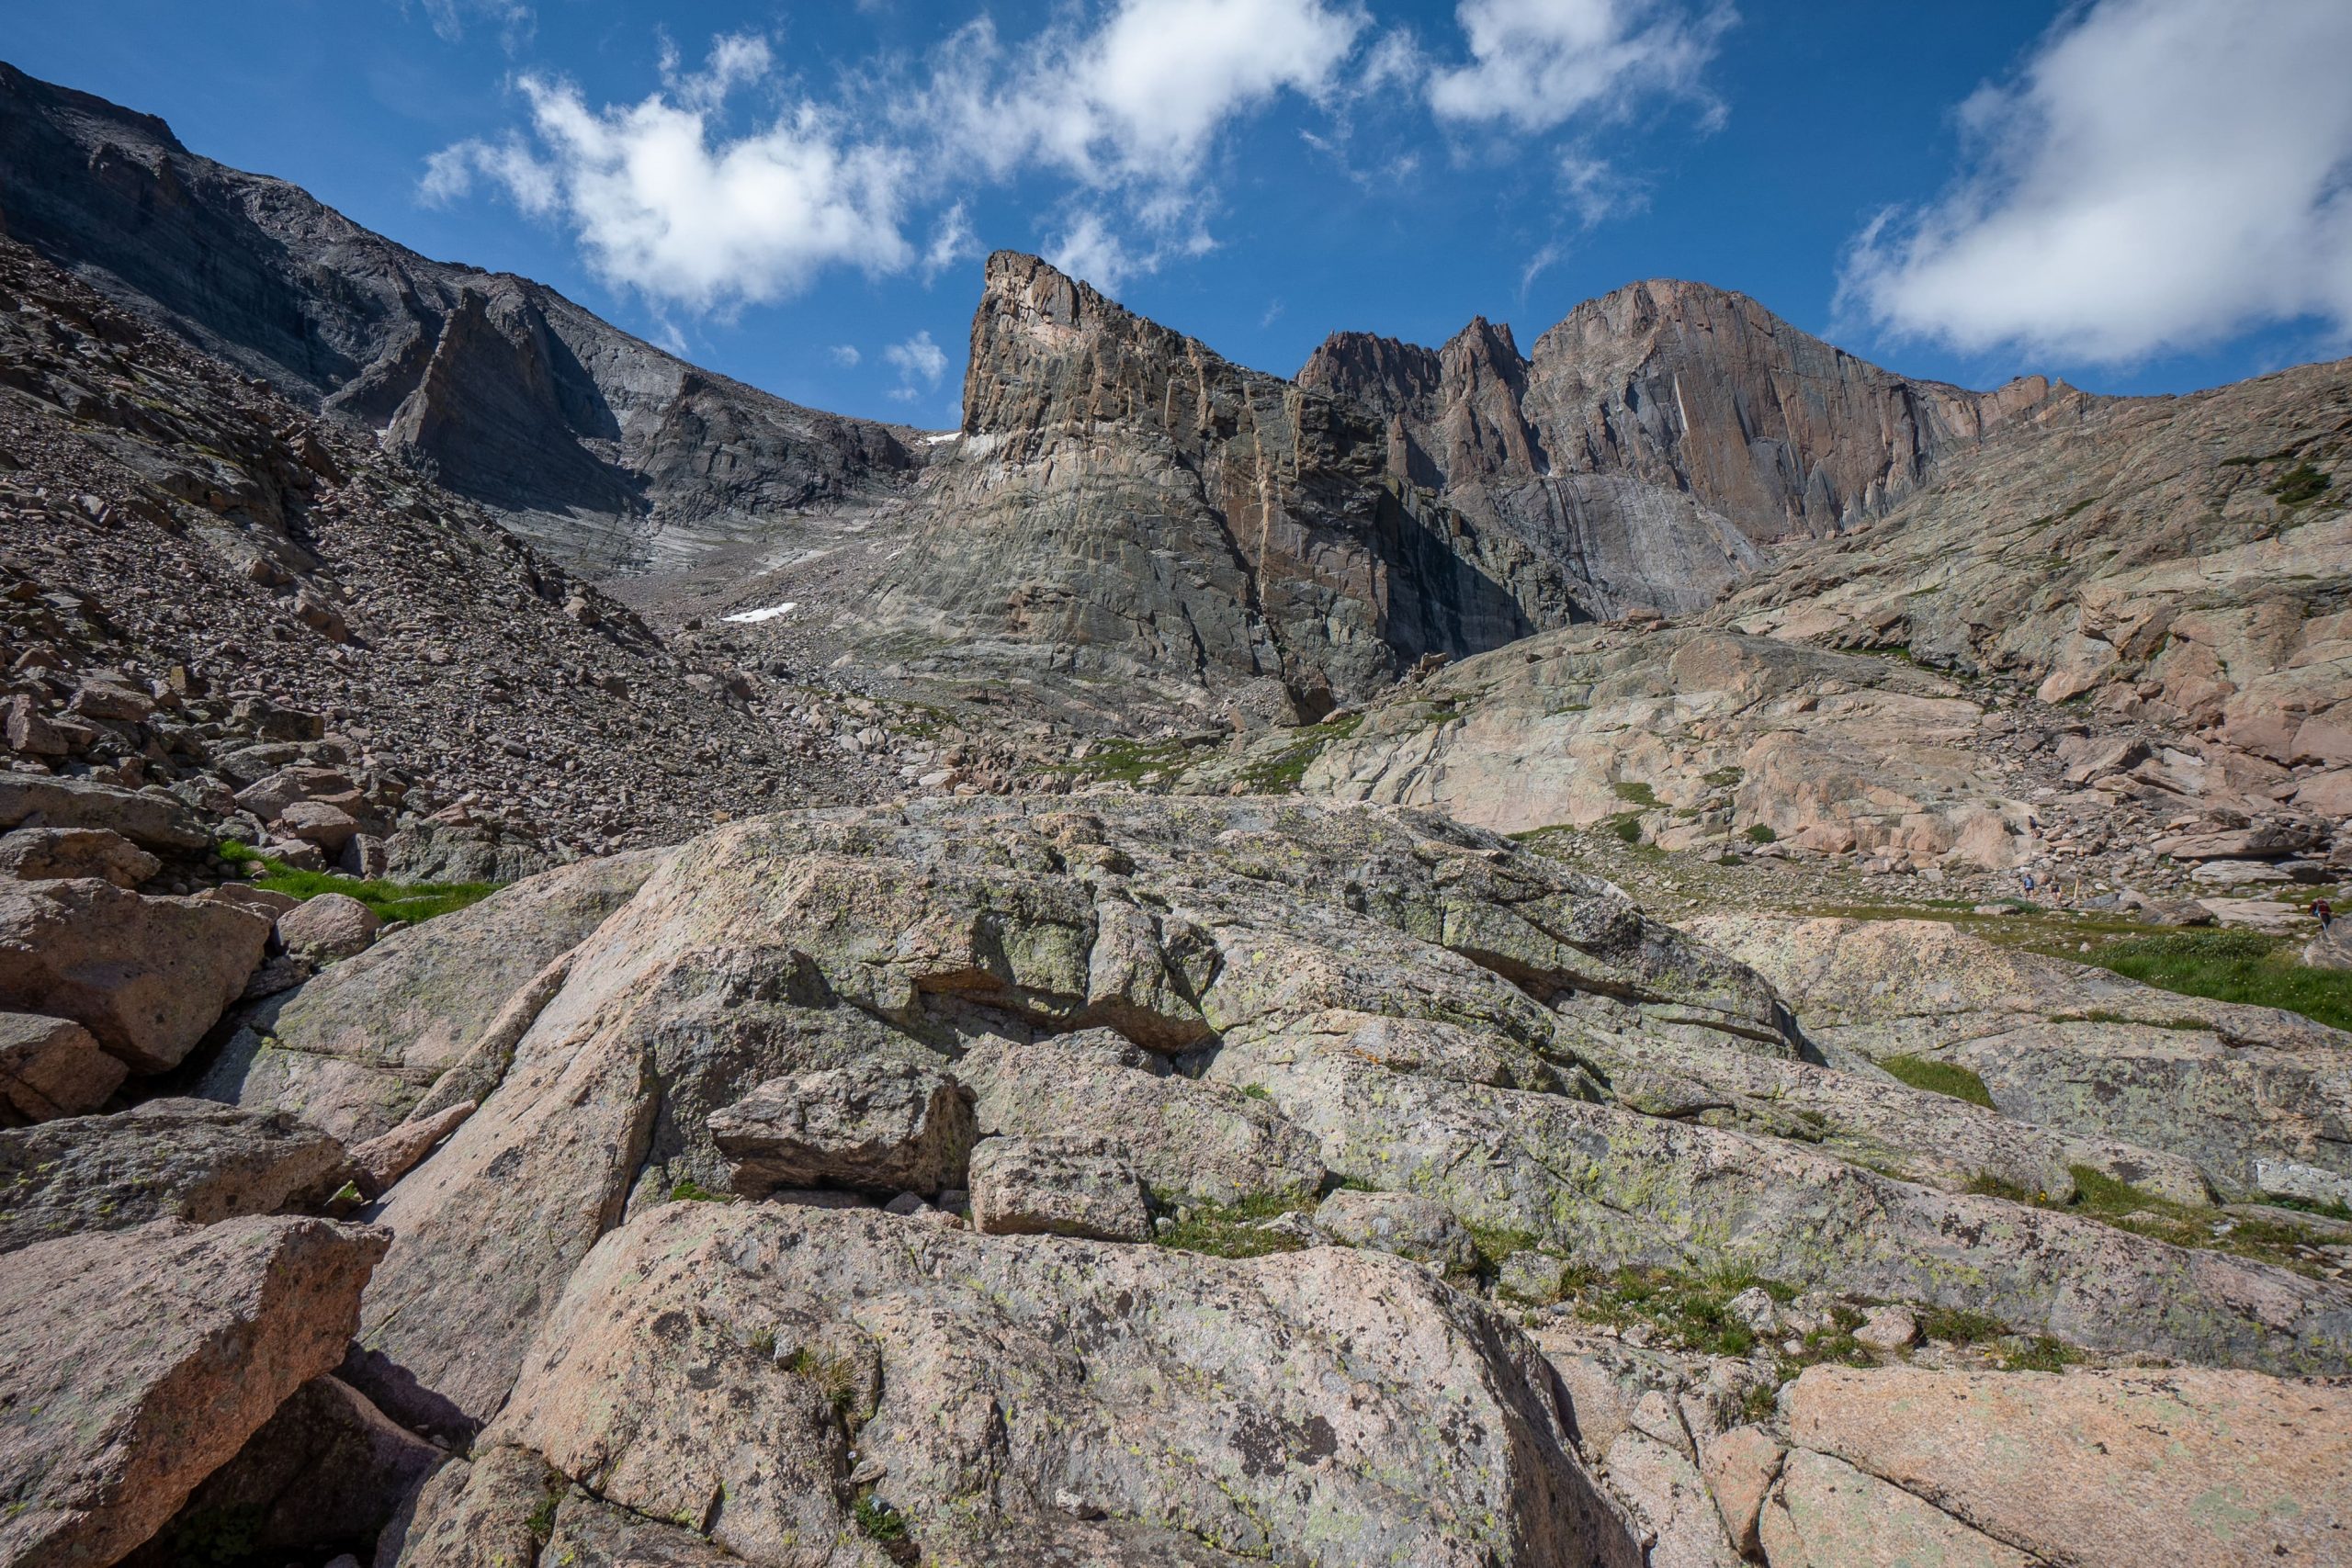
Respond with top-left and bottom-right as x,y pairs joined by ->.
1841,0 -> 2352,364
422,34 -> 910,312
911,0 -> 1367,192
1428,0 -> 1733,134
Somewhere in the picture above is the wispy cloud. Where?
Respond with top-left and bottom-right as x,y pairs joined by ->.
884,330 -> 950,400
1841,0 -> 2352,364
828,344 -> 862,367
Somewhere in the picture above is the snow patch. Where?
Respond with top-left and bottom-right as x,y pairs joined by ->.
721,603 -> 798,625
922,431 -> 961,446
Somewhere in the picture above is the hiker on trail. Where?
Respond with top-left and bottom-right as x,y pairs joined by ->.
2316,897 -> 2335,934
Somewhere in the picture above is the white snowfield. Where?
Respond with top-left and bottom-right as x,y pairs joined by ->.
721,603 -> 798,625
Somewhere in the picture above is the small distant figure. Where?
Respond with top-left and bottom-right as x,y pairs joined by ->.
2316,897 -> 2335,933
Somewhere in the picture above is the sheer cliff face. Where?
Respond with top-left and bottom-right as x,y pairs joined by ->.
0,62 -> 917,572
1302,279 -> 2096,615
861,254 -> 1536,720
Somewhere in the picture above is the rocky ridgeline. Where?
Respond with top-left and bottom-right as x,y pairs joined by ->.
0,62 -> 923,573
4,794 -> 2350,1566
0,239 -> 932,876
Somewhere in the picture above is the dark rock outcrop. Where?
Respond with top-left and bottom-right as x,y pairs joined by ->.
1301,280 -> 2095,615
0,62 -> 920,572
859,253 -> 1543,720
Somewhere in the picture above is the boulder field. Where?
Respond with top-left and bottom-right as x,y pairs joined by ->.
7,793 -> 2346,1566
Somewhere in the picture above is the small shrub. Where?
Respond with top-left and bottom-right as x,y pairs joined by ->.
1917,1306 -> 2006,1345
1154,1190 -> 1317,1258
786,1346 -> 863,1417
2266,463 -> 2332,506
1608,813 -> 1644,845
1611,781 -> 1659,807
1999,1336 -> 2083,1372
1743,823 -> 1777,844
1881,1055 -> 1997,1110
668,1179 -> 734,1204
854,1495 -> 909,1542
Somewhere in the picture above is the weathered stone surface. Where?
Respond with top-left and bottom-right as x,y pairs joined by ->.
1693,915 -> 2352,1198
0,1010 -> 123,1124
969,1134 -> 1151,1242
342,795 -> 1772,1437
960,1029 -> 1325,1207
388,1446 -> 559,1568
0,826 -> 159,887
198,850 -> 662,1142
1785,1365 -> 2352,1567
1313,1187 -> 1476,1271
121,1376 -> 447,1568
1696,1426 -> 1782,1558
708,1060 -> 976,1197
1592,1021 -> 2211,1205
277,890 -> 383,961
0,773 -> 210,852
346,1100 -> 475,1199
0,880 -> 269,1072
458,1200 -> 1640,1568
0,1215 -> 389,1568
1760,1449 -> 2031,1568
1296,625 -> 2038,866
1213,1024 -> 2352,1372
0,1098 -> 345,1252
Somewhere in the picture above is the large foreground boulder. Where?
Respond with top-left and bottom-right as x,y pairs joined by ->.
420,1200 -> 1640,1568
0,827 -> 160,888
0,1215 -> 390,1568
708,1060 -> 975,1197
0,1099 -> 346,1253
197,849 -> 665,1142
0,773 -> 210,853
0,1010 -> 123,1124
340,796 -> 1776,1438
0,880 -> 270,1072
120,1376 -> 448,1568
1212,1018 -> 2352,1373
1779,1365 -> 2352,1566
1693,915 -> 2352,1201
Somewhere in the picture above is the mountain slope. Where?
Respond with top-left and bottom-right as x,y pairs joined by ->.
1301,279 -> 2098,613
0,62 -> 920,573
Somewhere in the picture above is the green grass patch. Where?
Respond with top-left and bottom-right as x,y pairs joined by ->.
1558,1264 -> 1804,1360
1607,812 -> 1645,845
1611,780 -> 1660,807
219,839 -> 498,925
1970,1162 -> 2336,1276
1880,1054 -> 1996,1110
2075,930 -> 2352,1033
1153,1190 -> 1317,1259
1232,710 -> 1365,795
668,1179 -> 735,1203
1702,766 -> 1745,789
1744,823 -> 1777,844
1057,735 -> 1211,787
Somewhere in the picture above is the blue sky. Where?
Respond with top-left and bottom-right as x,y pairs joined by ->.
12,1 -> 2352,426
